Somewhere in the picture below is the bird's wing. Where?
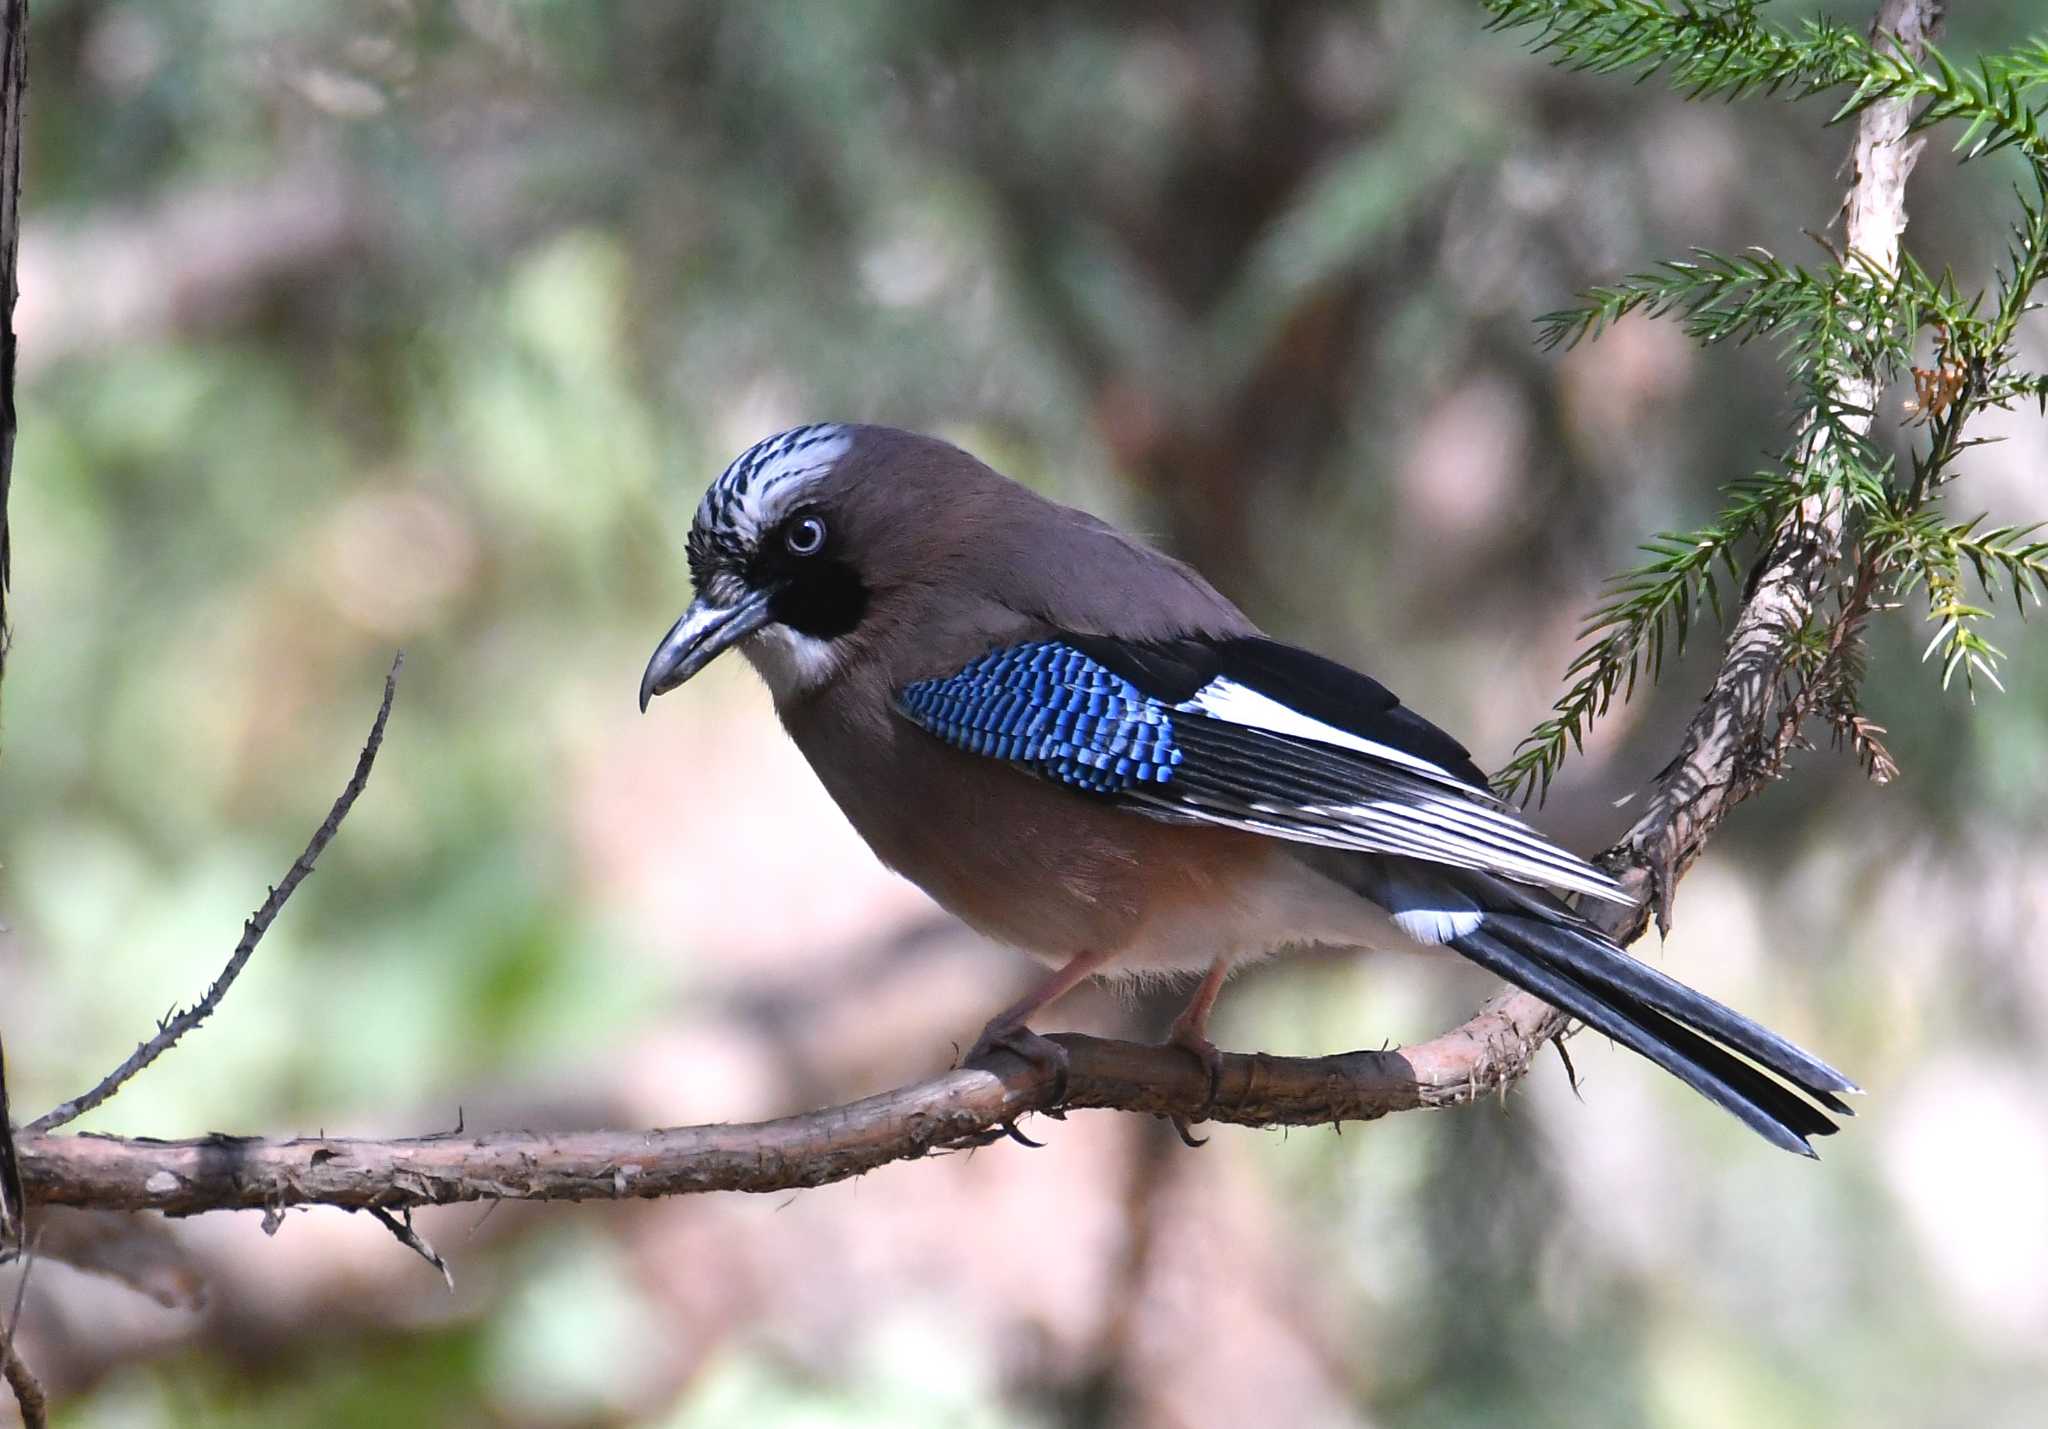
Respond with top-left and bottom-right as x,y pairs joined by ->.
893,634 -> 1629,905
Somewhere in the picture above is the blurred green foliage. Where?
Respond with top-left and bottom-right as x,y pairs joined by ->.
4,2 -> 2048,1427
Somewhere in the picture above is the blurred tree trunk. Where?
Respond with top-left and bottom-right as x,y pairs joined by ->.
940,5 -> 1385,613
0,0 -> 21,682
0,0 -> 27,1254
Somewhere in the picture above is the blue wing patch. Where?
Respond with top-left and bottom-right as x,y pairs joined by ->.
896,642 -> 1183,793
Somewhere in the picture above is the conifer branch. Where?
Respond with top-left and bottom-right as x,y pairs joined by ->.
1494,0 -> 2048,801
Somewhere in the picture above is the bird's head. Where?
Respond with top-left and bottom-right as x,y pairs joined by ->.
640,422 -> 880,710
646,419 -> 1023,710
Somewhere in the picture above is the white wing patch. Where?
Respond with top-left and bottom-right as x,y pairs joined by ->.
1391,907 -> 1485,945
1175,677 -> 1478,793
1144,674 -> 1633,904
1368,862 -> 1487,944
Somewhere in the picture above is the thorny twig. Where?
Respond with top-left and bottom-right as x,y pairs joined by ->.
364,1207 -> 453,1290
26,655 -> 402,1135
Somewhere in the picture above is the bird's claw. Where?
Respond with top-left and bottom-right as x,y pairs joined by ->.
1001,1120 -> 1045,1149
964,1022 -> 1071,1108
1165,1030 -> 1224,1149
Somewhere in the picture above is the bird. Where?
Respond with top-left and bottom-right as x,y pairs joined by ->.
640,423 -> 1857,1155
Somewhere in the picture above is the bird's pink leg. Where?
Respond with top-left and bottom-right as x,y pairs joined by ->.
964,947 -> 1117,1107
1164,957 -> 1233,1145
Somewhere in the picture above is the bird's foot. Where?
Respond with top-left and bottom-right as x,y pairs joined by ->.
1163,1028 -> 1225,1149
963,1020 -> 1071,1111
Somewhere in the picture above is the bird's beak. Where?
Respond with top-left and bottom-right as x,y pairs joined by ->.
639,589 -> 778,711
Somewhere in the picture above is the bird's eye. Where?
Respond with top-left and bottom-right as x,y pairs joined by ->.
785,515 -> 828,557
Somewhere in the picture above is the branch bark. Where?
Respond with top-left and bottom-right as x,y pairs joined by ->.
19,1028 -> 1556,1213
8,0 -> 1939,1231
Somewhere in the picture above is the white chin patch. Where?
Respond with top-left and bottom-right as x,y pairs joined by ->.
743,625 -> 843,699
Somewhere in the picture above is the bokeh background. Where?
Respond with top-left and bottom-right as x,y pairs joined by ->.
4,2 -> 2046,1425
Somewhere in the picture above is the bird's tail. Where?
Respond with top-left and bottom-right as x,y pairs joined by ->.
1329,855 -> 1860,1156
1445,906 -> 1857,1157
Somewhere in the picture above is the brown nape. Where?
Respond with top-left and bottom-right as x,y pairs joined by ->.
808,425 -> 1260,662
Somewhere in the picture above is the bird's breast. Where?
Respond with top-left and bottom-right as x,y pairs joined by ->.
776,682 -> 1317,969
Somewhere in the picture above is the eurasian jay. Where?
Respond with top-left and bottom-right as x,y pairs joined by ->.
641,424 -> 1856,1155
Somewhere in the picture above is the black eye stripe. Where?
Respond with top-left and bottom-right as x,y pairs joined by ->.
694,502 -> 865,641
768,559 -> 868,640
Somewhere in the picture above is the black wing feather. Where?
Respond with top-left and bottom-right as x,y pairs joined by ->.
1068,633 -> 1490,790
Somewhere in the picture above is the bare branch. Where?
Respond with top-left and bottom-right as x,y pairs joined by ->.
26,656 -> 403,1135
14,1014 -> 1567,1214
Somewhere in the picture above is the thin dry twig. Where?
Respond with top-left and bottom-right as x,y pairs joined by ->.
0,1330 -> 43,1429
26,655 -> 403,1135
6,1235 -> 32,1345
0,1241 -> 43,1429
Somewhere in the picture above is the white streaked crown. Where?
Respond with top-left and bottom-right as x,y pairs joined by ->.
695,423 -> 852,548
